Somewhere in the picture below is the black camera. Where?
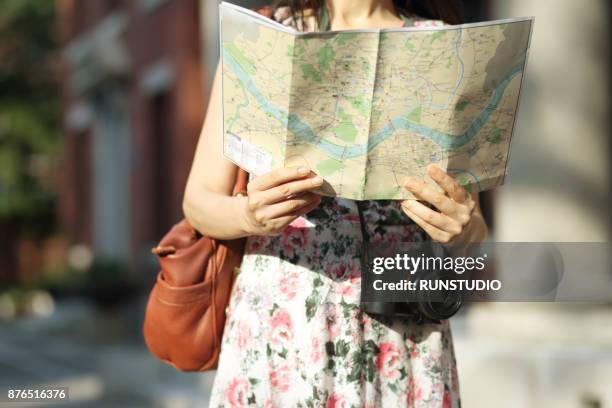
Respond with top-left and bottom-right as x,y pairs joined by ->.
356,202 -> 463,323
361,268 -> 463,324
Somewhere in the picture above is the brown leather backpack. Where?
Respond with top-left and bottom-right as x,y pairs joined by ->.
143,169 -> 249,371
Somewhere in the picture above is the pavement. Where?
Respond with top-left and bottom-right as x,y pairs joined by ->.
0,297 -> 215,408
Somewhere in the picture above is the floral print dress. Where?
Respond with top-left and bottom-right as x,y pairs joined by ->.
209,8 -> 459,408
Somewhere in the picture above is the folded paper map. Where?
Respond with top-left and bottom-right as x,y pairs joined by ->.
220,2 -> 533,199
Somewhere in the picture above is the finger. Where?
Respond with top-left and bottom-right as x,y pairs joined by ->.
294,195 -> 322,216
260,193 -> 321,220
248,166 -> 312,192
404,178 -> 455,214
401,206 -> 454,243
268,196 -> 322,232
260,175 -> 324,204
445,191 -> 477,226
427,165 -> 467,204
401,200 -> 461,235
467,191 -> 478,212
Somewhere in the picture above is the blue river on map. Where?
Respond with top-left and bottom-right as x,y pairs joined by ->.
222,47 -> 523,161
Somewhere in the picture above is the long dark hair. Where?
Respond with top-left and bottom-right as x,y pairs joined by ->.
273,0 -> 464,26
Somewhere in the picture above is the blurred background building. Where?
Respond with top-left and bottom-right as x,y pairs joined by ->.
0,0 -> 610,407
57,0 -> 206,271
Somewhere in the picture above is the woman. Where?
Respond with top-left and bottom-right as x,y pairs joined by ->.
183,0 -> 488,406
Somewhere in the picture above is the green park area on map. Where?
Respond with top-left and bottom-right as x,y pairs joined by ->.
220,2 -> 533,200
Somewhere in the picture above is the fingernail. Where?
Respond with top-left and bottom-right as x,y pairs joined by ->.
298,167 -> 309,174
404,179 -> 415,188
312,176 -> 324,185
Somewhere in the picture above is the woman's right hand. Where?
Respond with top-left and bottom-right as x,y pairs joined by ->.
239,166 -> 323,235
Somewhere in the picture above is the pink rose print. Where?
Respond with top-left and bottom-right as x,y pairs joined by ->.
279,270 -> 300,300
311,336 -> 323,364
269,309 -> 294,347
326,259 -> 360,282
343,214 -> 360,222
328,263 -> 348,279
376,342 -> 402,381
360,309 -> 372,325
225,377 -> 249,408
281,218 -> 309,258
236,319 -> 252,349
346,259 -> 361,281
385,232 -> 402,247
370,232 -> 384,246
269,365 -> 292,391
326,393 -> 348,408
247,235 -> 270,253
336,282 -> 354,298
407,377 -> 423,404
325,303 -> 342,340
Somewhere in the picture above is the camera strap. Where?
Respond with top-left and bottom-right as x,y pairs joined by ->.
356,201 -> 370,266
357,202 -> 399,316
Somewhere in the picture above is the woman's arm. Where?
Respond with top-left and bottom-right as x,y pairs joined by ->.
183,66 -> 322,240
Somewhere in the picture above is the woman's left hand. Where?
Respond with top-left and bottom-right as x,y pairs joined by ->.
401,164 -> 487,245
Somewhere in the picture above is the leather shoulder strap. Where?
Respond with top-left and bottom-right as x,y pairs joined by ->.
232,169 -> 249,197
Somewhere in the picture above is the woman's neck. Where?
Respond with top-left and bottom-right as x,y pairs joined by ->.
326,0 -> 404,30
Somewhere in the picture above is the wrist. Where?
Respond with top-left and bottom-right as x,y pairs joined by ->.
233,195 -> 256,236
465,214 -> 488,244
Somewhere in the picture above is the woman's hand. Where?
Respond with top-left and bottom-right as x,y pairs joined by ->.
401,164 -> 487,245
239,166 -> 323,235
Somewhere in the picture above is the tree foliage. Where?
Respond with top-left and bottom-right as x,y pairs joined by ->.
0,0 -> 60,231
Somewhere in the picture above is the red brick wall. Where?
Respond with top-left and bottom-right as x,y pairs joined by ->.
56,0 -> 208,270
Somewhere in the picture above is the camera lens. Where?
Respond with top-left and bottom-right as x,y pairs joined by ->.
415,293 -> 462,321
414,270 -> 462,321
